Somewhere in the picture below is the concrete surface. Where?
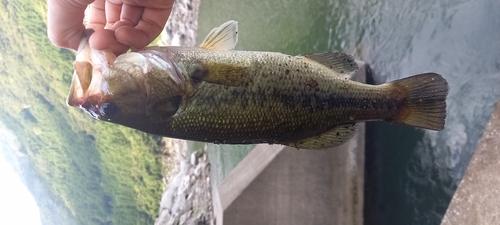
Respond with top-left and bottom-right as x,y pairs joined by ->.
441,100 -> 500,225
212,62 -> 367,225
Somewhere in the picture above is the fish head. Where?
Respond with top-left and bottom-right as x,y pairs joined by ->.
72,60 -> 147,123
67,30 -> 186,132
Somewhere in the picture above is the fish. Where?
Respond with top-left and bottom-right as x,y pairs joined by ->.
66,20 -> 449,150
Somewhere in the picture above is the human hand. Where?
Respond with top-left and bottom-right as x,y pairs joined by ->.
47,0 -> 174,55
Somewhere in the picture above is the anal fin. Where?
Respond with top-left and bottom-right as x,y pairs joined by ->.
285,123 -> 358,150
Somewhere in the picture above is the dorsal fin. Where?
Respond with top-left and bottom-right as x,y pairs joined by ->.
199,20 -> 239,50
304,52 -> 358,76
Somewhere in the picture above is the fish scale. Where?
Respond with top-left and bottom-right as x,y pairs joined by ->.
164,48 -> 398,144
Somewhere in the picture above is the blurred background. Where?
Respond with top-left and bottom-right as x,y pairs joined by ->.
0,0 -> 499,224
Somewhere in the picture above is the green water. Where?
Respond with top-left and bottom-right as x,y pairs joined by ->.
196,0 -> 500,224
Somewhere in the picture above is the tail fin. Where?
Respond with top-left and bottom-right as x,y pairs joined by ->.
390,73 -> 449,131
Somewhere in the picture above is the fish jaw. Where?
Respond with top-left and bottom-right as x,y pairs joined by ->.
66,29 -> 115,107
66,30 -> 188,128
79,95 -> 105,120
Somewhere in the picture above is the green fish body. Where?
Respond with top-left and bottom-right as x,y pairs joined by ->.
67,21 -> 448,149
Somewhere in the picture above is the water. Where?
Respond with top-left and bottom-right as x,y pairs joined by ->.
196,0 -> 500,224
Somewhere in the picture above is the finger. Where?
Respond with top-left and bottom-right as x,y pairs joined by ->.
88,0 -> 128,53
87,0 -> 110,50
86,0 -> 106,30
116,0 -> 173,9
115,7 -> 171,49
120,3 -> 144,26
47,0 -> 93,50
89,29 -> 130,55
105,0 -> 123,28
113,26 -> 147,50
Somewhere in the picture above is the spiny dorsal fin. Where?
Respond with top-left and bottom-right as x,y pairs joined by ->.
304,52 -> 358,76
199,20 -> 238,50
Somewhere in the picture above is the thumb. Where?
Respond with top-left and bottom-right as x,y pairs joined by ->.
47,0 -> 93,50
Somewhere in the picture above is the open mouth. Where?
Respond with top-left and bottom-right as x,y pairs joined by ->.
66,29 -> 116,108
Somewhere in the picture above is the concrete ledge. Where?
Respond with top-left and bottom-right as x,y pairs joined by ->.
213,144 -> 285,225
212,61 -> 367,225
441,100 -> 500,225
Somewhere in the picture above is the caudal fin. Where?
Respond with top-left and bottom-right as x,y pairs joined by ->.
390,73 -> 449,131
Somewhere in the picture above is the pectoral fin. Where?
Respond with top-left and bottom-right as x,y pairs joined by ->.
191,62 -> 248,86
304,52 -> 358,76
285,123 -> 358,150
199,20 -> 239,50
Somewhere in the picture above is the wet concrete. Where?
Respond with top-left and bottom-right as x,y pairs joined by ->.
441,100 -> 500,225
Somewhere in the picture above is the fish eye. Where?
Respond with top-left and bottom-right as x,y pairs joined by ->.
100,102 -> 117,116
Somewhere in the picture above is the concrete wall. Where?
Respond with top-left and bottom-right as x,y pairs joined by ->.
441,100 -> 500,225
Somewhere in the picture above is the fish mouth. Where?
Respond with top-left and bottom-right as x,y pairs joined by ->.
79,95 -> 104,119
67,29 -> 116,108
66,60 -> 108,107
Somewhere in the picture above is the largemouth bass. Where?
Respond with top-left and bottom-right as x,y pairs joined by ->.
67,21 -> 448,150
